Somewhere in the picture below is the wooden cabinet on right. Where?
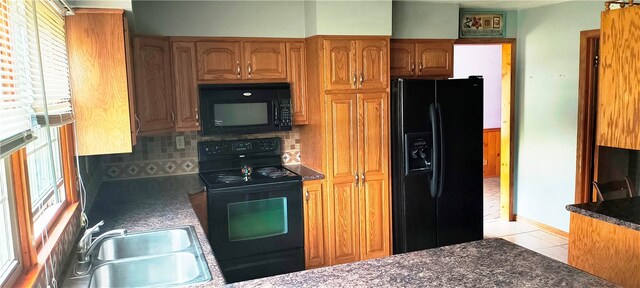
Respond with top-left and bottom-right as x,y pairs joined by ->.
301,36 -> 391,268
390,40 -> 454,79
133,36 -> 176,134
189,191 -> 208,236
286,42 -> 308,125
596,6 -> 640,150
196,40 -> 287,82
303,180 -> 328,269
483,128 -> 501,178
171,41 -> 200,131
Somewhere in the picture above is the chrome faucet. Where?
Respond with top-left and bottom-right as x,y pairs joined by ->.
75,220 -> 127,275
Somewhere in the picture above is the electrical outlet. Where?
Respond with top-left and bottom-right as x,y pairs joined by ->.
176,136 -> 185,150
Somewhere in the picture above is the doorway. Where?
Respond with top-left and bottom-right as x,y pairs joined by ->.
574,29 -> 600,204
454,39 -> 516,223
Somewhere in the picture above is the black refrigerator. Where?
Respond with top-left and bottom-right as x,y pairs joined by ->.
391,77 -> 484,254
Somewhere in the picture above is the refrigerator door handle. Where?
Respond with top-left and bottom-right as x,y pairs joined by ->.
429,104 -> 439,198
436,103 -> 445,198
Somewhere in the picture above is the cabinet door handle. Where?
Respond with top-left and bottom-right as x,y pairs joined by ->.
236,61 -> 241,78
305,189 -> 309,202
419,61 -> 424,73
247,61 -> 252,78
410,60 -> 415,73
359,72 -> 364,88
355,173 -> 359,185
171,111 -> 175,124
352,73 -> 357,88
361,172 -> 365,182
195,108 -> 200,126
135,114 -> 141,134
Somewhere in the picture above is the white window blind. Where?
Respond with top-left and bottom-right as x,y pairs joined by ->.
0,0 -> 36,158
33,0 -> 73,126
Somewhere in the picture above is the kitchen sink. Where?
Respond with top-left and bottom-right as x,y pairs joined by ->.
97,229 -> 191,260
63,226 -> 211,288
89,253 -> 201,288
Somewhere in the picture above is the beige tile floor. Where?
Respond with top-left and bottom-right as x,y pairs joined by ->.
484,219 -> 569,263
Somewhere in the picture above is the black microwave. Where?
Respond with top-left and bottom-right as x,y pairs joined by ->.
199,83 -> 292,135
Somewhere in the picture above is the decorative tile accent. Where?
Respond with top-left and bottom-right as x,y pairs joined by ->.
164,162 -> 176,173
146,163 -> 158,174
101,128 -> 302,180
127,165 -> 139,176
108,166 -> 119,177
182,160 -> 194,171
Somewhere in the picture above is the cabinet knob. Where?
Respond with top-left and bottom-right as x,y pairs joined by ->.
236,61 -> 241,78
355,173 -> 359,185
247,61 -> 252,78
359,72 -> 364,88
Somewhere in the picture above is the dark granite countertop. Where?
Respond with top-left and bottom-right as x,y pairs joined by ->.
284,164 -> 324,181
229,238 -> 615,288
566,196 -> 640,231
86,174 -> 224,287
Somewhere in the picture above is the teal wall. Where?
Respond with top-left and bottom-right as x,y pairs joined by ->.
392,1 -> 459,39
514,1 -> 602,231
132,0 -> 391,37
310,1 -> 392,36
132,1 -> 305,37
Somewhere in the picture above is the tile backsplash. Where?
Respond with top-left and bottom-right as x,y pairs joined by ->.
101,128 -> 301,180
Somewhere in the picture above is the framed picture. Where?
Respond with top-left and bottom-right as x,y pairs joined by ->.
460,11 -> 506,38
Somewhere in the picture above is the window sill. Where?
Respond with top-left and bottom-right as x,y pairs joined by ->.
33,201 -> 65,247
14,202 -> 80,287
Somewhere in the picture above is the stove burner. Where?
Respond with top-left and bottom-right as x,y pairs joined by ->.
268,171 -> 287,178
256,167 -> 279,175
217,175 -> 245,183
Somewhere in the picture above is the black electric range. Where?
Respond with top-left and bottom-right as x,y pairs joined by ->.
197,137 -> 304,283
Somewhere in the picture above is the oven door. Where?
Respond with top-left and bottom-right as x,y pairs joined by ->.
207,180 -> 303,261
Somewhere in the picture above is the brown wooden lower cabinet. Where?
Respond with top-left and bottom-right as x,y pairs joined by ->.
303,180 -> 328,269
189,192 -> 208,236
568,212 -> 640,287
483,128 -> 501,178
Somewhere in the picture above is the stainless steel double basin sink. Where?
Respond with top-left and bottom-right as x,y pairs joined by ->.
64,226 -> 211,287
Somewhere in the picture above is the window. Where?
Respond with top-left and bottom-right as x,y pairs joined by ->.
0,159 -> 21,287
0,0 -> 75,286
26,127 -> 65,237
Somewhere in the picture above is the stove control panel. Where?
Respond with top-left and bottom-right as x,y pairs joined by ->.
199,137 -> 281,156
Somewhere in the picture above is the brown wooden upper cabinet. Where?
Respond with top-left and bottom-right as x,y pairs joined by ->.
66,9 -> 136,156
323,39 -> 388,91
287,42 -> 308,125
197,40 -> 287,81
390,40 -> 454,78
172,41 -> 200,131
597,6 -> 640,150
133,36 -> 176,134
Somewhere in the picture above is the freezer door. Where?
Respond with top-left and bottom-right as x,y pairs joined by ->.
434,78 -> 484,247
391,79 -> 438,253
